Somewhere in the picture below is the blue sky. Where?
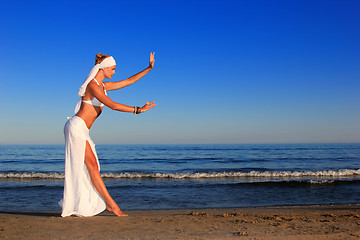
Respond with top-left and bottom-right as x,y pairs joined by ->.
0,0 -> 359,144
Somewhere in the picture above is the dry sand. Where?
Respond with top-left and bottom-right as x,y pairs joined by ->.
1,205 -> 359,239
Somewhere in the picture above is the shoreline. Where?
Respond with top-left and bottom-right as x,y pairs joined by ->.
1,204 -> 359,239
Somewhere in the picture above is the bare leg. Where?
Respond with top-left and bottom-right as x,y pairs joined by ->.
84,141 -> 128,216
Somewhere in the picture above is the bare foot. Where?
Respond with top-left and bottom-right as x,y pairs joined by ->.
107,201 -> 128,216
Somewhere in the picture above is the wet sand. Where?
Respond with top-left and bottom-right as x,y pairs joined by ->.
1,205 -> 359,239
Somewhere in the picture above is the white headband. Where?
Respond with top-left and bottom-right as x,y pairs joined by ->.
74,56 -> 116,113
77,56 -> 116,97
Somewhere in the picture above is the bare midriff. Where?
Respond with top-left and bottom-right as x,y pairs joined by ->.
75,102 -> 103,129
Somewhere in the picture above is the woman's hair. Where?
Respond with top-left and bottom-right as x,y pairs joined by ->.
95,53 -> 110,65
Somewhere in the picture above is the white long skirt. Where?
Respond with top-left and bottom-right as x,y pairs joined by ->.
59,116 -> 106,217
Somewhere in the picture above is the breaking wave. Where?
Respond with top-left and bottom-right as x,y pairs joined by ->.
0,168 -> 359,180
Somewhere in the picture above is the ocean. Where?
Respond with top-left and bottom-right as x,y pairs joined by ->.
0,144 -> 359,212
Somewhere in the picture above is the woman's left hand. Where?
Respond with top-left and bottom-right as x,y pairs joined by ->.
149,52 -> 155,69
141,101 -> 156,113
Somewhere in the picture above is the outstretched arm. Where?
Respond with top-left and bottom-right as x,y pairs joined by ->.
88,81 -> 156,113
105,52 -> 155,91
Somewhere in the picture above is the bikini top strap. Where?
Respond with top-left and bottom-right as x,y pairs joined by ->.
93,78 -> 106,90
93,78 -> 101,86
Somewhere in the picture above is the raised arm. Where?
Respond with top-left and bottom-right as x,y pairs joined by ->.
105,52 -> 155,91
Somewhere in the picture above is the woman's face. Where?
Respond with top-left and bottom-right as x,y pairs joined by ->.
103,65 -> 116,79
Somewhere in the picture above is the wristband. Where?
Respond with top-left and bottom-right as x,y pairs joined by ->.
133,106 -> 141,115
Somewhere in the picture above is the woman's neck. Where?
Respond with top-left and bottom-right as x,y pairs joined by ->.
94,71 -> 105,82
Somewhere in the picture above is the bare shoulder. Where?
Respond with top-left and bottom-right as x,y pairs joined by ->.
86,81 -> 97,89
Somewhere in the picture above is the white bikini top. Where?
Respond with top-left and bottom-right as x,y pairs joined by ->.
82,78 -> 107,107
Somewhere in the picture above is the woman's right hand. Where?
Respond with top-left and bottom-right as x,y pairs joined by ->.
141,101 -> 156,113
149,52 -> 155,69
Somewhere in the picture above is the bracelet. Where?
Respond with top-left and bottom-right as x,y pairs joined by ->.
133,106 -> 141,115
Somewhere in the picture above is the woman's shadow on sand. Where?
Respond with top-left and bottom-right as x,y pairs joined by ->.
0,211 -> 60,217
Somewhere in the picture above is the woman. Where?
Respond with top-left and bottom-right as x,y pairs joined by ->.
60,53 -> 156,217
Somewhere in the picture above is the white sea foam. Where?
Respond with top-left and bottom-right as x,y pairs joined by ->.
1,169 -> 359,179
308,180 -> 335,184
103,169 -> 360,179
0,172 -> 64,179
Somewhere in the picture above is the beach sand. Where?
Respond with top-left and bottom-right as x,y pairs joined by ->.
1,205 -> 359,239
